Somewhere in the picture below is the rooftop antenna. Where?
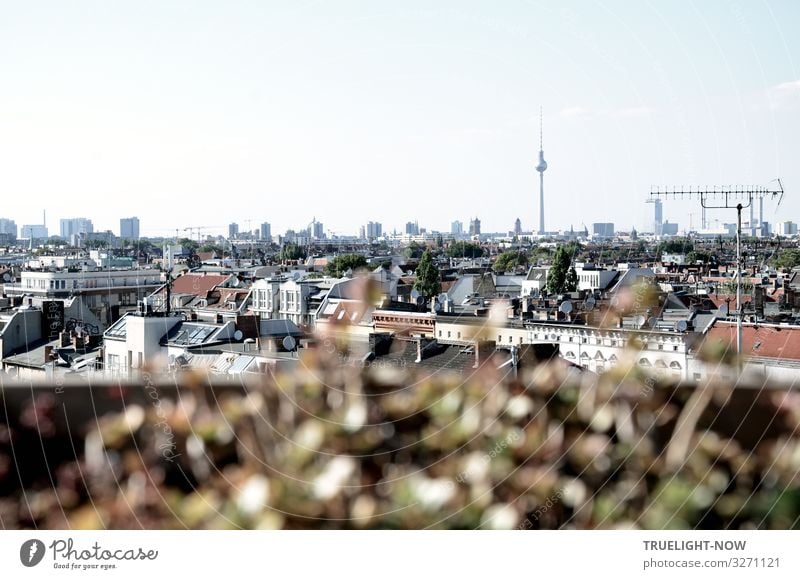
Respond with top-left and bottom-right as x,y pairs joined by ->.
649,179 -> 784,366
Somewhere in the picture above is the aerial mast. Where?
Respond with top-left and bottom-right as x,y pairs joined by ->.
649,181 -> 784,364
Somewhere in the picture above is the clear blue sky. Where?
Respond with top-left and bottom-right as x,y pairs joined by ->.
1,0 -> 798,237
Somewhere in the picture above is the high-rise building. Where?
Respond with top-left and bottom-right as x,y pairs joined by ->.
366,221 -> 382,239
592,223 -> 615,238
0,218 -> 17,244
260,222 -> 271,242
779,221 -> 797,236
653,199 -> 663,235
120,216 -> 140,239
469,217 -> 481,236
661,221 -> 679,236
514,218 -> 522,235
451,220 -> 463,235
229,223 -> 239,239
21,224 -> 48,239
405,221 -> 419,235
0,218 -> 16,236
311,220 -> 324,239
60,218 -> 93,239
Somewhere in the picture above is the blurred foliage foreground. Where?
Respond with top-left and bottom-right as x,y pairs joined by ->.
1,355 -> 799,530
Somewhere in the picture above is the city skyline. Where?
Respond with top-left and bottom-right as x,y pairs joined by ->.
1,2 -> 799,236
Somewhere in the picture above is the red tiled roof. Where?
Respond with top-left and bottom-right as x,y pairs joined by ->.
164,273 -> 231,297
701,321 -> 800,360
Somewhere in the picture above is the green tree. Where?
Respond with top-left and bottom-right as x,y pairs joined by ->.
280,242 -> 306,261
565,266 -> 578,292
492,251 -> 529,272
773,249 -> 800,270
403,241 -> 424,259
178,237 -> 199,254
414,249 -> 441,298
325,254 -> 368,277
546,246 -> 575,295
446,241 -> 484,258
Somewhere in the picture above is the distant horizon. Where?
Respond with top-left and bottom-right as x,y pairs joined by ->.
1,2 -> 798,236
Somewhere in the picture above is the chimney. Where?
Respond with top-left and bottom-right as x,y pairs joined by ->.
215,313 -> 223,324
44,346 -> 53,362
60,331 -> 71,347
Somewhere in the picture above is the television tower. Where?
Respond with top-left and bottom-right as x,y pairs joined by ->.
535,107 -> 548,235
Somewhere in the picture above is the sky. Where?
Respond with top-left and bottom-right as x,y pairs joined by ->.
1,0 -> 799,238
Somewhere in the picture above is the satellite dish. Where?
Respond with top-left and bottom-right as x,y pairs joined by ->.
233,330 -> 244,341
282,336 -> 297,351
676,320 -> 688,332
175,355 -> 188,367
585,297 -> 596,310
437,293 -> 448,304
559,301 -> 573,314
168,354 -> 175,365
718,304 -> 729,316
416,295 -> 426,306
410,289 -> 420,300
610,296 -> 620,309
634,315 -> 646,328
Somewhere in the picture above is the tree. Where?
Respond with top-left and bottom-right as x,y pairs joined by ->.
565,266 -> 578,292
773,249 -> 800,270
403,241 -> 424,259
178,237 -> 199,254
446,241 -> 484,258
546,246 -> 576,295
325,254 -> 368,277
414,249 -> 441,298
492,251 -> 529,272
280,242 -> 306,261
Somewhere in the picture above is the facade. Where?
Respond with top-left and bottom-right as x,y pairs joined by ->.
310,220 -> 324,239
469,217 -> 481,236
120,217 -> 140,239
592,223 -> 615,238
229,223 -> 239,239
661,221 -> 679,236
260,222 -> 271,242
779,221 -> 797,236
60,218 -> 93,239
653,199 -> 663,235
4,268 -> 163,326
0,218 -> 17,237
366,221 -> 382,239
451,220 -> 463,235
20,224 -> 48,239
405,221 -> 420,235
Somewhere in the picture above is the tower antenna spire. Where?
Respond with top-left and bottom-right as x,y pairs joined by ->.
535,107 -> 548,235
539,106 -> 543,150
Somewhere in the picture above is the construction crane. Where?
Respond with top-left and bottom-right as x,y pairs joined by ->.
649,180 -> 784,362
182,226 -> 222,242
